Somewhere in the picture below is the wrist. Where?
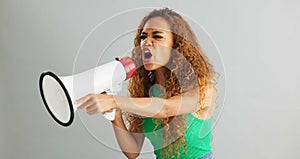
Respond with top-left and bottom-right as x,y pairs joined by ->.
111,114 -> 124,126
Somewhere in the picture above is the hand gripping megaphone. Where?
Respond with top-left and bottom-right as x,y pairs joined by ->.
39,57 -> 136,127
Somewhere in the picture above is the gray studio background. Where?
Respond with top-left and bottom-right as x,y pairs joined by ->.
1,0 -> 299,159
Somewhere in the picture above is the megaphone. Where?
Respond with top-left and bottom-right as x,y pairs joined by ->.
39,57 -> 136,127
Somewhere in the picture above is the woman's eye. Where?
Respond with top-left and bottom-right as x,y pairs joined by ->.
153,35 -> 163,39
139,35 -> 147,40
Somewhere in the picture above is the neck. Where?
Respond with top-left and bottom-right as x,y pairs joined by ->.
154,67 -> 168,87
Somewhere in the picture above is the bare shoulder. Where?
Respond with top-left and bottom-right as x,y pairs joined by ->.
193,84 -> 217,120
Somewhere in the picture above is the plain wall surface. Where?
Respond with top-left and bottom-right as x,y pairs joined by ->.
1,0 -> 300,159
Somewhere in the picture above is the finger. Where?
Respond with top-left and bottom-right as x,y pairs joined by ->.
87,108 -> 101,115
74,94 -> 94,105
77,97 -> 95,110
87,108 -> 114,115
105,109 -> 114,112
86,104 -> 98,112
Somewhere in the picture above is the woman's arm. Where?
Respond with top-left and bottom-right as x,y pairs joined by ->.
193,84 -> 218,119
120,84 -> 217,119
115,93 -> 198,118
110,109 -> 145,159
75,84 -> 218,119
76,92 -> 199,118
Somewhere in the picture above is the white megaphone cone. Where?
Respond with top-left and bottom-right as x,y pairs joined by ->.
39,57 -> 136,127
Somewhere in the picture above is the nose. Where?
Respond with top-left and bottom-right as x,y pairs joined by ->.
142,37 -> 153,46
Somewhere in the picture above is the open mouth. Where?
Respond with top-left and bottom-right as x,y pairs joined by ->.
144,49 -> 152,59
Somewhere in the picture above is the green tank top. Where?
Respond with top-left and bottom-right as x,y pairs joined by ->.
143,85 -> 213,159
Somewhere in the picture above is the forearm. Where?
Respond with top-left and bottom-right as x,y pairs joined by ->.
115,96 -> 166,118
115,95 -> 197,118
111,115 -> 144,158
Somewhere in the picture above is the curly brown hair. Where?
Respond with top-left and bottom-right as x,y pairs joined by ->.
126,8 -> 217,158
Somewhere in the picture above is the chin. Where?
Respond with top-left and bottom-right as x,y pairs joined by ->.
143,63 -> 162,71
143,64 -> 155,71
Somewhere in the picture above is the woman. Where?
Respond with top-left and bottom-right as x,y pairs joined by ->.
76,8 -> 217,159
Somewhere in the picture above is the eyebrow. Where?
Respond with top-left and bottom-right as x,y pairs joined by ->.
141,30 -> 165,35
153,30 -> 164,34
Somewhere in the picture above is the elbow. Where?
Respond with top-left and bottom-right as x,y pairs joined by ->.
124,152 -> 140,159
